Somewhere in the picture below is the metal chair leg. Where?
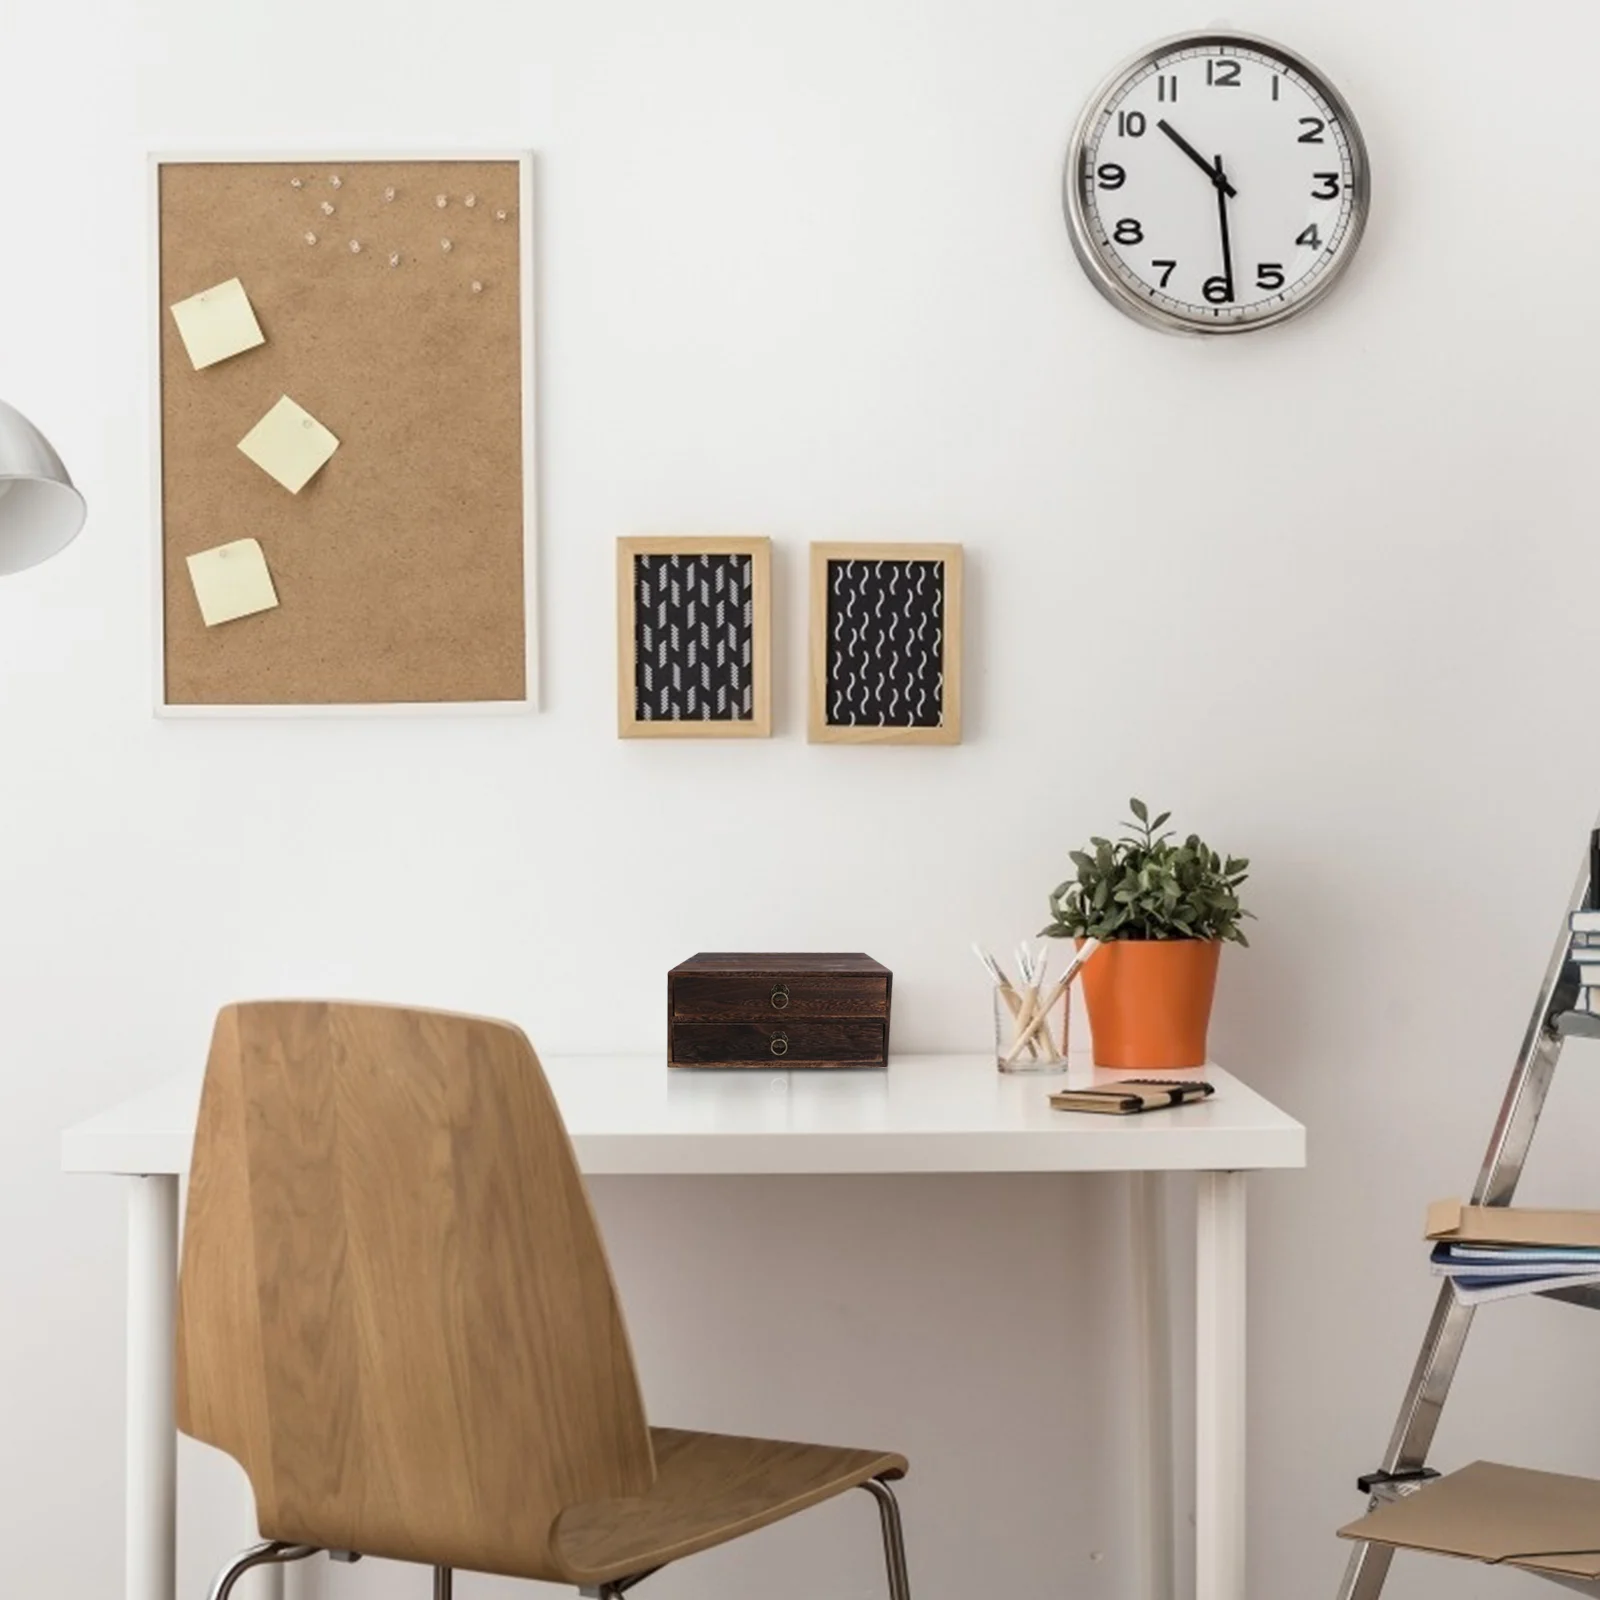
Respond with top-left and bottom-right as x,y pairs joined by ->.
205,1541 -> 319,1600
579,1570 -> 660,1598
433,1567 -> 454,1600
862,1478 -> 911,1600
580,1575 -> 656,1599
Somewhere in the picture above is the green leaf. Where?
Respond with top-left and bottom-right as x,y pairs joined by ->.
1045,801 -> 1251,949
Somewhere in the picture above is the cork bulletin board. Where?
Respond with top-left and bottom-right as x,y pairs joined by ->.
152,153 -> 536,712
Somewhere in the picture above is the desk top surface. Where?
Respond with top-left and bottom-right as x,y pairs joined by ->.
61,1054 -> 1304,1177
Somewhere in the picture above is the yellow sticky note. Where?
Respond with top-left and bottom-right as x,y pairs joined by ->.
186,539 -> 279,627
237,396 -> 339,493
169,277 -> 265,370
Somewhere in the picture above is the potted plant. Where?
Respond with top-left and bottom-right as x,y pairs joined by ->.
1041,799 -> 1251,1070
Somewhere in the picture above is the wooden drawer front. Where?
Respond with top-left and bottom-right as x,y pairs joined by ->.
672,1021 -> 885,1067
673,973 -> 888,1020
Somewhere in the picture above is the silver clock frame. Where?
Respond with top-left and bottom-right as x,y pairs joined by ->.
1062,31 -> 1371,336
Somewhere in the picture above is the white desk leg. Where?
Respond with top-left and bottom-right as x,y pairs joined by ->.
1131,1172 -> 1176,1600
1196,1171 -> 1247,1600
126,1173 -> 285,1600
127,1175 -> 179,1600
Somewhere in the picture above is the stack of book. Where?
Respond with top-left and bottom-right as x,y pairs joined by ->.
1571,909 -> 1600,1015
1428,1198 -> 1600,1305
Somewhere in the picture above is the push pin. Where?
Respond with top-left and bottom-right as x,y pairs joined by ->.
303,231 -> 317,245
435,193 -> 448,208
349,239 -> 362,254
321,200 -> 335,215
494,208 -> 508,221
290,177 -> 304,190
470,279 -> 483,293
329,174 -> 342,189
383,185 -> 396,202
441,238 -> 453,253
464,193 -> 477,208
388,251 -> 401,267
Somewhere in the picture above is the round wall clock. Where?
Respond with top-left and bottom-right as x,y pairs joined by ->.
1063,32 -> 1370,334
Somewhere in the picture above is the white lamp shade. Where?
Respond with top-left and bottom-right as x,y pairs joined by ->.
0,399 -> 85,575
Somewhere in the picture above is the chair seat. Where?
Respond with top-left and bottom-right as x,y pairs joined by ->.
554,1426 -> 908,1585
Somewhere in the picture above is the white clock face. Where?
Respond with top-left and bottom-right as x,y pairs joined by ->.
1064,35 -> 1369,333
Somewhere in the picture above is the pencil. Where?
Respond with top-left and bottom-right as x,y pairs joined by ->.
1002,940 -> 1101,1064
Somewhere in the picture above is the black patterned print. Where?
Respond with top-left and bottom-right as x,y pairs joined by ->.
634,553 -> 754,721
824,559 -> 945,728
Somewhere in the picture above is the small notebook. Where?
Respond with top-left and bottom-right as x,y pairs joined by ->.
1049,1079 -> 1215,1115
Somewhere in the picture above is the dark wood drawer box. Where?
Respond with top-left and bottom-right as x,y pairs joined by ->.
669,953 -> 892,1068
673,1021 -> 885,1066
672,972 -> 887,1019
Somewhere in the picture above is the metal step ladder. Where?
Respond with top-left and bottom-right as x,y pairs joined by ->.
1336,829 -> 1600,1600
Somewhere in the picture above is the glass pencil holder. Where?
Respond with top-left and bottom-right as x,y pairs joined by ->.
994,981 -> 1069,1074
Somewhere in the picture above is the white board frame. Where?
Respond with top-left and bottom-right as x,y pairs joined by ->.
149,149 -> 540,718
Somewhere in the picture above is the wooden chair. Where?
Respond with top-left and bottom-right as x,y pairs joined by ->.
176,1002 -> 911,1600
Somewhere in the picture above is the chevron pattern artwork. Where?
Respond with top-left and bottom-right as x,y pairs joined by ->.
824,558 -> 945,727
633,553 -> 754,721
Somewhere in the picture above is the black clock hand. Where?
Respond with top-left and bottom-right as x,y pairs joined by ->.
1157,117 -> 1238,198
1214,155 -> 1235,299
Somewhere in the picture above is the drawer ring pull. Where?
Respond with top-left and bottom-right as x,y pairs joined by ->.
770,985 -> 791,1011
770,1032 -> 789,1057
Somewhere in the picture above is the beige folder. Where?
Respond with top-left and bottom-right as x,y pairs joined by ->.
1426,1198 -> 1600,1251
1340,1460 -> 1600,1581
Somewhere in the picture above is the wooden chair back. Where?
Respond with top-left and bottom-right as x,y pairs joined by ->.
176,1002 -> 656,1581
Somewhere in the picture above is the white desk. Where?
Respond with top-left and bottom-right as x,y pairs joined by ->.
62,1054 -> 1304,1600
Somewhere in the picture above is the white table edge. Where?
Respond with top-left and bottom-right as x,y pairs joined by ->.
64,1129 -> 1305,1177
61,1052 -> 1306,1178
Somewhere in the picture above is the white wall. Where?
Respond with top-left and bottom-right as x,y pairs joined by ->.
5,2 -> 1600,1597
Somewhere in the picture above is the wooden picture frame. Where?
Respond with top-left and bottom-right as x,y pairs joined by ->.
151,150 -> 538,717
616,536 -> 772,738
808,542 -> 963,745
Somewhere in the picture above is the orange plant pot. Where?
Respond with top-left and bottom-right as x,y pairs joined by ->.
1078,938 -> 1221,1071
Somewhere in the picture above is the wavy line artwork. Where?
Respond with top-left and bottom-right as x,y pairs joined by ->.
634,553 -> 754,721
825,559 -> 944,727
